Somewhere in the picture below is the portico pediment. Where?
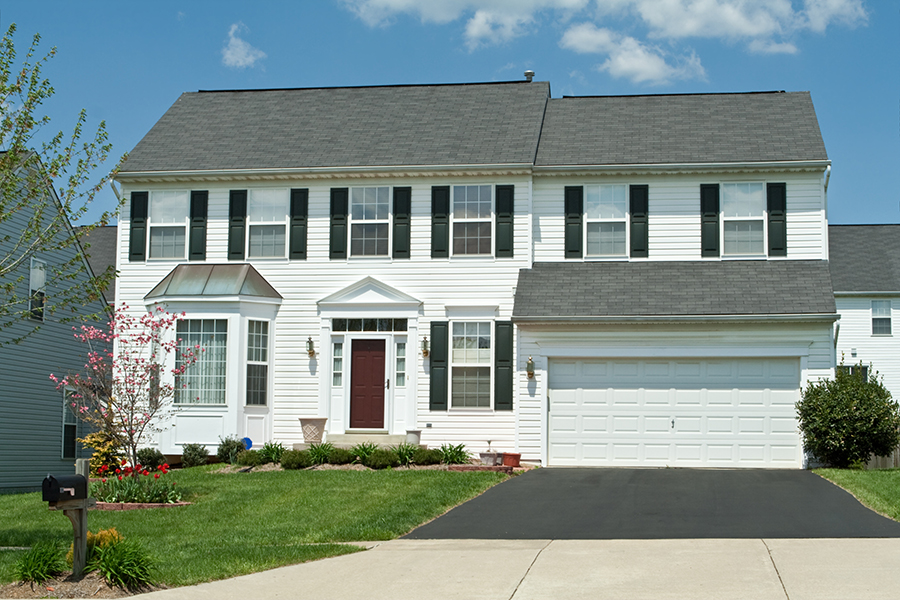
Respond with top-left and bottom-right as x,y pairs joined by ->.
318,276 -> 421,309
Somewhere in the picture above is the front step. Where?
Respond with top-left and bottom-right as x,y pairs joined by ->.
293,433 -> 409,451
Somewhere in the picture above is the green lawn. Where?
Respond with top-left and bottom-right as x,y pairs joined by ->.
0,466 -> 508,587
816,468 -> 900,521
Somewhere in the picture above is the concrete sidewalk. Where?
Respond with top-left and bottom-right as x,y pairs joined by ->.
134,538 -> 900,600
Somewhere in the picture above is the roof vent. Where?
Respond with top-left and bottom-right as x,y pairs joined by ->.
524,70 -> 534,82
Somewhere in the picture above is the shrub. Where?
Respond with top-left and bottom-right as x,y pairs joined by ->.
217,435 -> 246,464
327,447 -> 354,465
236,449 -> 263,467
136,447 -> 166,471
79,431 -> 123,476
797,363 -> 900,468
68,528 -> 124,566
90,540 -> 156,590
181,443 -> 209,468
308,442 -> 335,465
350,441 -> 379,463
15,542 -> 64,584
92,464 -> 181,503
281,449 -> 313,470
364,448 -> 400,469
413,447 -> 442,466
259,441 -> 286,464
393,442 -> 418,466
439,443 -> 471,465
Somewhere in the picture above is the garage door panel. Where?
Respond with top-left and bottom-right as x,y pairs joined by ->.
548,357 -> 801,468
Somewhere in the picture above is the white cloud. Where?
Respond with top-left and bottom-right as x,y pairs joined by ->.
221,22 -> 267,69
748,39 -> 798,54
802,0 -> 867,32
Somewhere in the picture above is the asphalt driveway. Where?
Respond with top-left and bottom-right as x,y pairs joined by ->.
405,468 -> 900,539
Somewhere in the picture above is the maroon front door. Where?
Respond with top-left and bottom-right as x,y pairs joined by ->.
350,339 -> 386,429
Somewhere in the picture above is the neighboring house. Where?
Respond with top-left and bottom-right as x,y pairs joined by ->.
829,224 -> 900,397
0,182 -> 105,492
77,225 -> 118,306
113,79 -> 837,469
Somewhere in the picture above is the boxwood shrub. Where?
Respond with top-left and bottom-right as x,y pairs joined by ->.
236,449 -> 263,467
364,448 -> 400,470
281,449 -> 313,470
413,447 -> 442,466
327,447 -> 354,465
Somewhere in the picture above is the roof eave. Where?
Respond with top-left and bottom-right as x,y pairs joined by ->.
533,159 -> 831,175
834,291 -> 900,297
513,313 -> 839,325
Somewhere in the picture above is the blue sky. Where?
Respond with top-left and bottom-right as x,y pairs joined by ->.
5,1 -> 898,225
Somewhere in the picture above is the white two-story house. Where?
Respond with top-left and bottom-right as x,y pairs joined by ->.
114,79 -> 837,469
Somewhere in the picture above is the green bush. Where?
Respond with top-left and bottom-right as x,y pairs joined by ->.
439,443 -> 471,465
236,449 -> 263,467
308,442 -> 335,465
393,442 -> 418,466
413,447 -> 442,466
797,363 -> 900,468
280,449 -> 313,470
364,448 -> 400,469
217,435 -> 246,464
79,431 -> 123,476
136,447 -> 166,471
15,541 -> 65,584
259,441 -> 286,464
350,441 -> 379,463
327,447 -> 354,465
90,540 -> 156,590
181,443 -> 209,468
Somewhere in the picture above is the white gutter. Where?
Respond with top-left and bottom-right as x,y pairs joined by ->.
533,160 -> 831,173
115,163 -> 535,180
109,180 -> 123,202
824,164 -> 831,192
513,313 -> 840,324
834,291 -> 900,297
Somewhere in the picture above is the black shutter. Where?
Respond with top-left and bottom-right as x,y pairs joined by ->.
700,184 -> 719,257
429,321 -> 449,411
330,188 -> 348,259
228,190 -> 247,260
495,185 -> 514,258
289,188 -> 309,260
564,186 -> 583,258
431,186 -> 450,258
392,187 -> 411,259
128,191 -> 148,262
767,183 -> 787,257
629,185 -> 649,258
494,321 -> 514,411
189,190 -> 208,261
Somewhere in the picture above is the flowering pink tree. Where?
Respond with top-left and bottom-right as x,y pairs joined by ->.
51,304 -> 200,469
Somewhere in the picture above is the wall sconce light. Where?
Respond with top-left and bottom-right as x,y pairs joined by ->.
526,356 -> 535,379
306,336 -> 315,357
422,336 -> 429,357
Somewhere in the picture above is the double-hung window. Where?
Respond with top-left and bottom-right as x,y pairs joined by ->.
29,258 -> 46,321
585,185 -> 627,257
248,190 -> 288,258
450,322 -> 492,408
175,319 -> 228,404
722,183 -> 766,255
62,389 -> 77,459
350,187 -> 390,256
452,185 -> 492,256
872,300 -> 892,335
149,191 -> 189,259
246,320 -> 269,405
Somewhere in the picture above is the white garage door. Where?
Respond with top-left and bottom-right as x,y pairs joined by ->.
548,358 -> 801,468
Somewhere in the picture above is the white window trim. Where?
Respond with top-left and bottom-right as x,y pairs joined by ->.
174,318 -> 229,406
348,186 -> 392,259
449,320 -> 494,410
246,188 -> 290,259
584,184 -> 629,259
245,319 -> 270,406
451,184 -> 494,258
720,181 -> 767,258
147,190 -> 190,260
872,300 -> 892,336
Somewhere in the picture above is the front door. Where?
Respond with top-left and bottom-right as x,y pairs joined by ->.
350,339 -> 386,429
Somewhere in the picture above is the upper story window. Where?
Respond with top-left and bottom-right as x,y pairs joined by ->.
149,191 -> 189,259
248,190 -> 288,258
722,183 -> 765,255
29,258 -> 46,321
350,187 -> 390,256
872,300 -> 892,335
700,182 -> 786,258
585,185 -> 628,257
564,184 -> 648,260
452,185 -> 492,256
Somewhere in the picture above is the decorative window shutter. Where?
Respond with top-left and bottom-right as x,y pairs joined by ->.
564,186 -> 584,258
228,190 -> 247,260
392,187 -> 412,259
431,186 -> 450,258
629,185 -> 649,258
700,184 -> 720,257
495,185 -> 514,258
767,183 -> 787,257
289,188 -> 309,260
494,321 -> 514,411
189,190 -> 208,261
128,191 -> 148,262
429,321 -> 449,411
330,188 -> 349,259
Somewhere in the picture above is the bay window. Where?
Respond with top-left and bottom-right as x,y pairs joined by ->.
175,319 -> 228,404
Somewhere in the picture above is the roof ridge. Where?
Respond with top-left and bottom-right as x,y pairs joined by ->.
197,80 -> 545,94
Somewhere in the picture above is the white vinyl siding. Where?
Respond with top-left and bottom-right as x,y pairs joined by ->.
835,297 -> 900,401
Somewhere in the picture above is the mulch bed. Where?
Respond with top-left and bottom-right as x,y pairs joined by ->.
0,571 -> 163,598
93,501 -> 192,511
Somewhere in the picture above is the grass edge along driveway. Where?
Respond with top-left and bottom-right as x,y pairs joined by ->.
0,466 -> 509,587
815,467 -> 900,522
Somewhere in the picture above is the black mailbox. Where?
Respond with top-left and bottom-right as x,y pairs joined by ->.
42,474 -> 88,502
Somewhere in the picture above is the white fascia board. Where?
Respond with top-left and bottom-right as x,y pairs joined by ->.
514,313 -> 840,325
533,160 -> 831,175
834,291 -> 900,297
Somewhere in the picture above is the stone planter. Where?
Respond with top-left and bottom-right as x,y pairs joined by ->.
299,418 -> 328,444
479,452 -> 502,466
406,429 -> 422,445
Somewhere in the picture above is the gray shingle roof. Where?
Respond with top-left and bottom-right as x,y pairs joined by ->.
76,225 -> 118,303
829,225 -> 900,293
535,92 -> 827,166
513,261 -> 835,319
121,81 -> 550,172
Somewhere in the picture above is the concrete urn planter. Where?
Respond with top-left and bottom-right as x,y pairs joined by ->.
299,418 -> 328,444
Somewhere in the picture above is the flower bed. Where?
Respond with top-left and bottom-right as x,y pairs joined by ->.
92,462 -> 182,504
